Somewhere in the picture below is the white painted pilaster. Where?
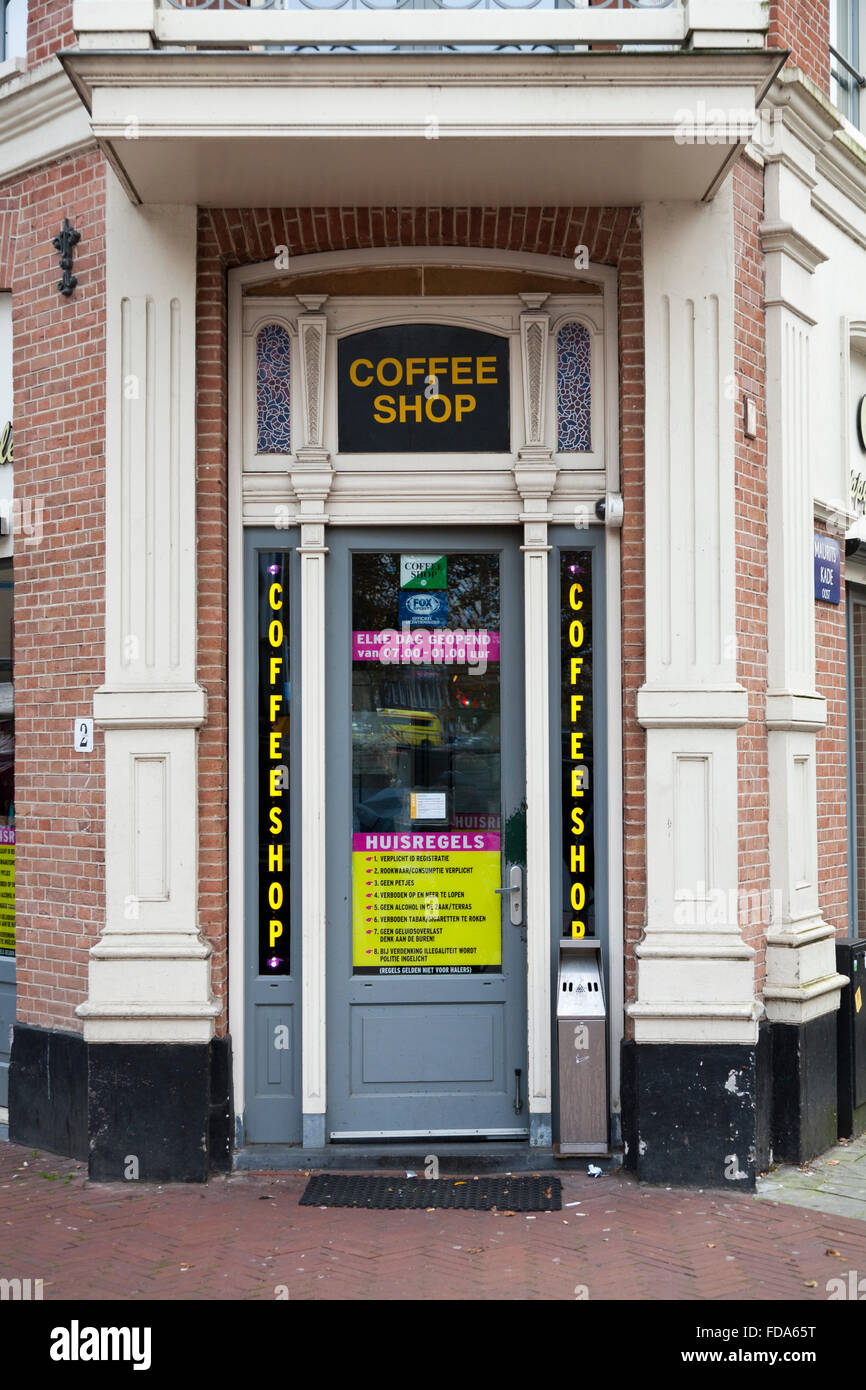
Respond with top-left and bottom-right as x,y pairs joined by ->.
80,177 -> 215,1043
630,189 -> 758,1046
760,145 -> 846,1024
298,520 -> 329,1125
292,304 -> 333,1127
521,518 -> 552,1123
514,303 -> 555,1128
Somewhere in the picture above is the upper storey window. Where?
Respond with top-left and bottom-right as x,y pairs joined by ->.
2,0 -> 26,64
832,0 -> 866,129
556,321 -> 592,454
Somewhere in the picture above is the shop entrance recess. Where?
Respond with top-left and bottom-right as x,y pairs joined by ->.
326,528 -> 527,1139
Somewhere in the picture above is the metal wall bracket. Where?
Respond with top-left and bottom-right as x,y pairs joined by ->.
52,219 -> 81,298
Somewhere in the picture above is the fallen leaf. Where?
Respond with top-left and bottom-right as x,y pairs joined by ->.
826,1160 -> 840,1166
804,1280 -> 818,1288
465,1247 -> 484,1254
705,1243 -> 716,1248
825,1248 -> 842,1257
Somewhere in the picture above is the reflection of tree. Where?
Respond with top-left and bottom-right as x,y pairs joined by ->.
351,551 -> 504,830
0,719 -> 12,820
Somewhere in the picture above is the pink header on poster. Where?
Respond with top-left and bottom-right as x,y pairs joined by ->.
353,831 -> 501,853
353,629 -> 500,663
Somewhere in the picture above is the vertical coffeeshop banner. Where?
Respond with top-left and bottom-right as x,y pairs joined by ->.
338,324 -> 510,453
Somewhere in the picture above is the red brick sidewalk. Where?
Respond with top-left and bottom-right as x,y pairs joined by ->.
2,1141 -> 866,1301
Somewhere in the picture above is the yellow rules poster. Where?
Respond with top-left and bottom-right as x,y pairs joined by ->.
352,831 -> 501,975
0,827 -> 14,952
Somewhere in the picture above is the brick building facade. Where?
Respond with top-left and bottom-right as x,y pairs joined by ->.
0,0 -> 863,1183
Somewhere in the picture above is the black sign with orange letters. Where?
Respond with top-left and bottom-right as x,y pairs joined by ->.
338,323 -> 510,453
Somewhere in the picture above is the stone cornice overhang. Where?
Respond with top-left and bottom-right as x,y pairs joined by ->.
759,66 -> 866,223
0,60 -> 95,187
59,47 -> 786,207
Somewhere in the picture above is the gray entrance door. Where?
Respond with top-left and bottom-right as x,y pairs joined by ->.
326,528 -> 528,1139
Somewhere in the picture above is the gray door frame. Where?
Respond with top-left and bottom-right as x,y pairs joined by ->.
325,525 -> 528,1139
0,952 -> 13,1110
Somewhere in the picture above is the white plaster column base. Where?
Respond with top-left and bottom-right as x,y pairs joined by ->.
763,728 -> 842,1025
628,721 -> 759,1045
79,933 -> 218,1041
632,930 -> 760,1043
78,723 -> 218,1043
628,1004 -> 763,1045
764,921 -> 848,1024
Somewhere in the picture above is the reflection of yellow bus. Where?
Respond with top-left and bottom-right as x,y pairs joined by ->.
377,709 -> 443,747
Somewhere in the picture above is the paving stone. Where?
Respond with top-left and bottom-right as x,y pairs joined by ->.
2,1139 -> 866,1301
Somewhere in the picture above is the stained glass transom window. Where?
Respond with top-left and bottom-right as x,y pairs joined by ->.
557,321 -> 592,453
256,323 -> 292,454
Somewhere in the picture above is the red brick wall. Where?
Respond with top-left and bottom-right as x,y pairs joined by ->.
619,214 -> 645,1028
852,592 -> 866,935
768,0 -> 830,94
815,542 -> 848,936
733,156 -> 771,994
7,149 -> 106,1031
27,0 -> 75,68
196,206 -> 646,1033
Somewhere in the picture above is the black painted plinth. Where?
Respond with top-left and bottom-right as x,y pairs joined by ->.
771,1012 -> 838,1164
8,1026 -> 234,1182
621,1040 -> 759,1189
836,940 -> 866,1141
754,1020 -> 773,1173
8,1024 -> 88,1160
209,1036 -> 234,1173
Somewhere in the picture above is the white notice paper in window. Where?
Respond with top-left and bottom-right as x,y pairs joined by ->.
409,791 -> 447,821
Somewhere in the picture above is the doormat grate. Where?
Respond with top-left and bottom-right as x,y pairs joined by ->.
300,1174 -> 562,1212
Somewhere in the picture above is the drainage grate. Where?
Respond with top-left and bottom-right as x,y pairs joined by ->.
300,1174 -> 562,1212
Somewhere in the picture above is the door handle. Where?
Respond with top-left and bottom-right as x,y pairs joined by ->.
494,864 -> 523,926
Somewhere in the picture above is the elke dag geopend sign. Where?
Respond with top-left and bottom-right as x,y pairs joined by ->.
338,323 -> 511,453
